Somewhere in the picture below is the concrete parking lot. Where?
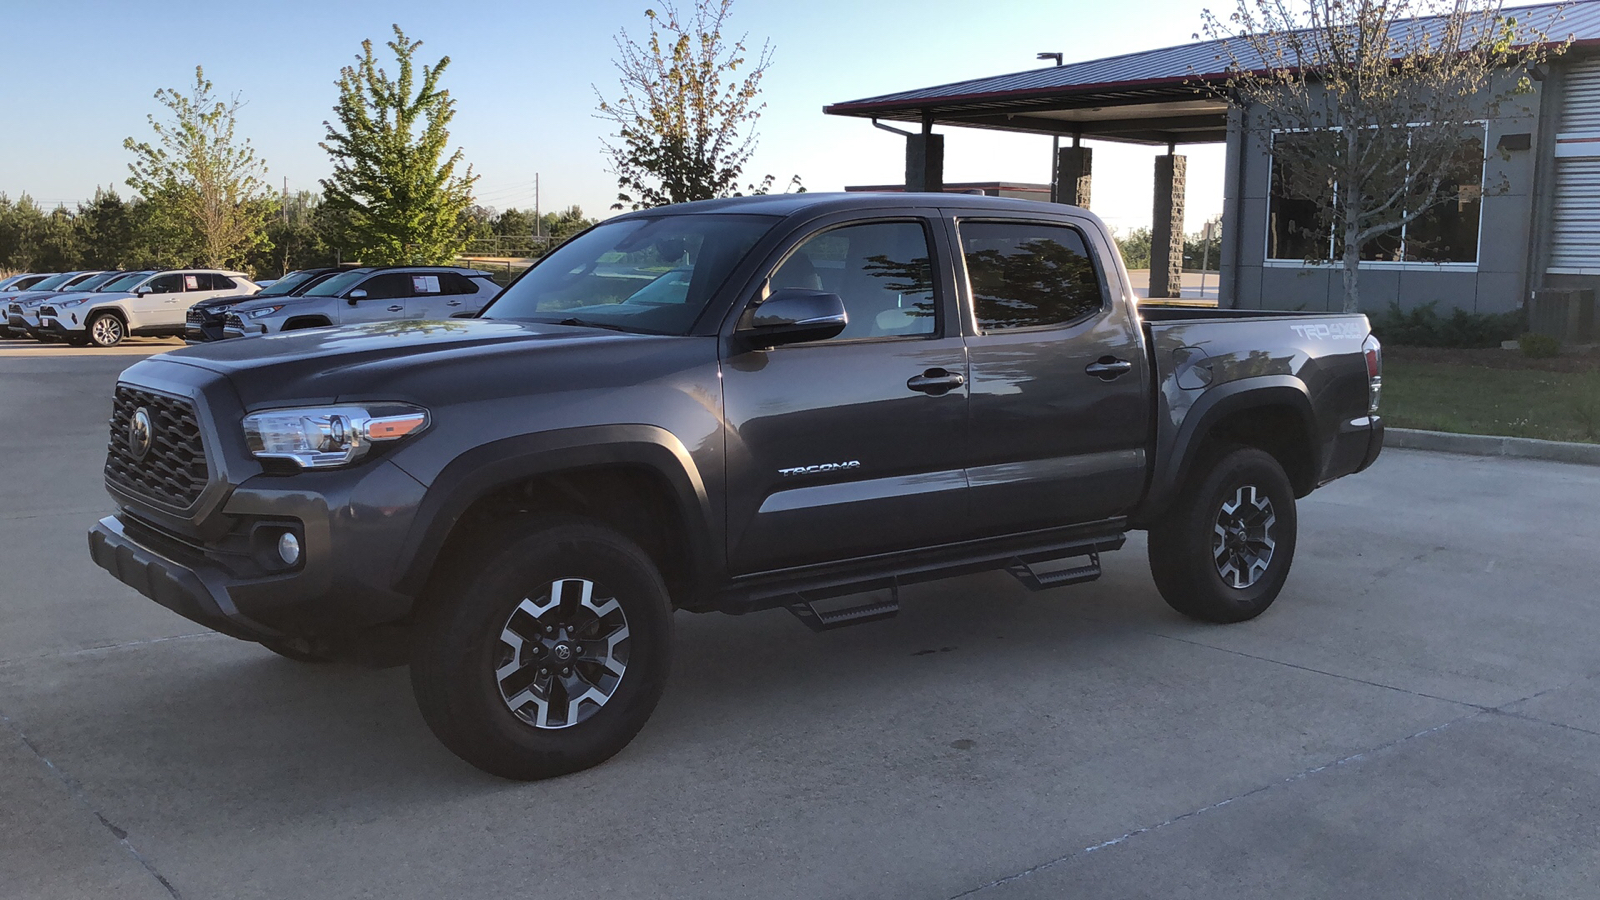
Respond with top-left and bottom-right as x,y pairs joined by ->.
3,340 -> 1599,899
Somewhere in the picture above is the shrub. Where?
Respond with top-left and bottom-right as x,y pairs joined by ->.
1519,332 -> 1561,358
1370,301 -> 1525,348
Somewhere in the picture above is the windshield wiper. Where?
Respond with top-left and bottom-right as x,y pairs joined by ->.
556,317 -> 633,333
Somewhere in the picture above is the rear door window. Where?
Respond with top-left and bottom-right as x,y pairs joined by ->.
958,221 -> 1105,332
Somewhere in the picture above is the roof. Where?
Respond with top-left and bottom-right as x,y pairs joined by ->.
824,1 -> 1600,144
610,191 -> 1097,220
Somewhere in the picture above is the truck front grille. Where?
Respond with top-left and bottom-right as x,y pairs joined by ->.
186,308 -> 204,325
37,306 -> 57,318
105,386 -> 210,510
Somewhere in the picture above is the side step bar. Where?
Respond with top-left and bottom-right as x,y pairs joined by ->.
1006,551 -> 1102,591
786,580 -> 900,632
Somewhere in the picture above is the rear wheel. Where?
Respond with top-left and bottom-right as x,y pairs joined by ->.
1148,446 -> 1298,623
410,518 -> 674,780
88,313 -> 125,347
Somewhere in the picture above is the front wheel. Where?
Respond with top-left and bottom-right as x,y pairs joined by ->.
87,313 -> 125,347
1148,446 -> 1298,624
410,518 -> 674,780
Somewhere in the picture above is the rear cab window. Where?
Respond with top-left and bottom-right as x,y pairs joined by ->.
956,220 -> 1106,332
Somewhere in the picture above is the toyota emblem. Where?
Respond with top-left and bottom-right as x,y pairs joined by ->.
129,407 -> 154,461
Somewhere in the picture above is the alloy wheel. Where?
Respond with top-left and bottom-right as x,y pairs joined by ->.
1212,484 -> 1277,589
92,316 -> 123,346
495,577 -> 630,729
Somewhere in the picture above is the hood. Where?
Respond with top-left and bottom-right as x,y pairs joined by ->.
6,289 -> 74,307
30,289 -> 99,308
158,317 -> 670,405
192,291 -> 263,312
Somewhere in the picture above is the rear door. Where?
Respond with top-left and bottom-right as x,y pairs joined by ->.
719,211 -> 971,574
950,214 -> 1151,534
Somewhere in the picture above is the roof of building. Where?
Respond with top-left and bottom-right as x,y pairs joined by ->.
824,1 -> 1600,144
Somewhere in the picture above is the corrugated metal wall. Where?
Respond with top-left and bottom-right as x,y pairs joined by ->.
1549,57 -> 1600,273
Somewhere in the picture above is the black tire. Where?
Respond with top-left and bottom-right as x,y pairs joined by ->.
258,637 -> 334,663
1148,445 -> 1298,624
410,517 -> 674,780
87,312 -> 125,347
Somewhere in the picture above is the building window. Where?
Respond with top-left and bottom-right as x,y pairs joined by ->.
1267,127 -> 1484,264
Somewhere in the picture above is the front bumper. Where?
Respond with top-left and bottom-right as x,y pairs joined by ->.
89,515 -> 282,641
90,459 -> 429,642
7,312 -> 44,338
39,315 -> 84,337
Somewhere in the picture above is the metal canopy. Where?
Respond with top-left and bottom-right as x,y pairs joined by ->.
823,0 -> 1591,146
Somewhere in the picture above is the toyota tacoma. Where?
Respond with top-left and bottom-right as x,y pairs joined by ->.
88,193 -> 1384,780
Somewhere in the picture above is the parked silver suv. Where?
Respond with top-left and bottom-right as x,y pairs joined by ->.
224,266 -> 501,338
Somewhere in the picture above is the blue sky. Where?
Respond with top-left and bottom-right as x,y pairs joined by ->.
1,0 -> 1228,235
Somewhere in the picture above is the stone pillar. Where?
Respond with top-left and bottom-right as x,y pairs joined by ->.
1056,145 -> 1092,208
905,134 -> 945,193
1150,153 -> 1187,299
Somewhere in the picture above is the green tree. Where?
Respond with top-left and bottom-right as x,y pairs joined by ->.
320,24 -> 478,264
596,0 -> 796,209
124,67 -> 274,270
0,194 -> 49,271
248,191 -> 342,277
541,205 -> 599,242
73,188 -> 144,269
1116,227 -> 1152,271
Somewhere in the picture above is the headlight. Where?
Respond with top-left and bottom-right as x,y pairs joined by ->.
247,305 -> 285,319
242,404 -> 429,469
58,297 -> 87,308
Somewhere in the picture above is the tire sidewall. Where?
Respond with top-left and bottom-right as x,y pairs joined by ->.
413,520 -> 673,778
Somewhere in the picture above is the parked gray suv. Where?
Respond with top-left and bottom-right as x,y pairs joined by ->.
223,266 -> 501,338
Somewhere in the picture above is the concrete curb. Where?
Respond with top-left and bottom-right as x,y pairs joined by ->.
1387,428 -> 1600,466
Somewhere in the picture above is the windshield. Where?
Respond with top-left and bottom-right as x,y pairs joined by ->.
300,270 -> 373,298
72,272 -> 122,292
29,273 -> 77,291
481,214 -> 775,334
257,270 -> 322,297
98,272 -> 152,292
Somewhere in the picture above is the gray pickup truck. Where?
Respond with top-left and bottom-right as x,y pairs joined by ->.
87,193 -> 1383,780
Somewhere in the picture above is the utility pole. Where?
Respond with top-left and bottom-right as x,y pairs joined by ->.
1037,52 -> 1063,202
534,172 -> 541,244
282,176 -> 289,223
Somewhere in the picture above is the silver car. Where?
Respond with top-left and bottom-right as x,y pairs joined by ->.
223,266 -> 502,338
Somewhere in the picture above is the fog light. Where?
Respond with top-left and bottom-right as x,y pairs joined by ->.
277,532 -> 301,566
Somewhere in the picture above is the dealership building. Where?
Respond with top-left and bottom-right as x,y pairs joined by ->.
824,0 -> 1600,328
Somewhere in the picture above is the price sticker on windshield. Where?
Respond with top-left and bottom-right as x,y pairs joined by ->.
412,275 -> 440,294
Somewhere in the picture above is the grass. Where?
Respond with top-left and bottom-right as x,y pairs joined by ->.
1383,359 -> 1600,444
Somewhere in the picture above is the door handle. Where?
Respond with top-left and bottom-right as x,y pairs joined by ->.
388,304 -> 404,312
1085,357 -> 1134,380
906,368 -> 965,396
446,299 -> 463,306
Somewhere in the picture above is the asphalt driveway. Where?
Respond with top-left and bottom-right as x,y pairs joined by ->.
2,343 -> 1598,899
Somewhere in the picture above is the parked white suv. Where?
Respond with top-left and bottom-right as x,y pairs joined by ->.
39,269 -> 259,347
223,266 -> 501,338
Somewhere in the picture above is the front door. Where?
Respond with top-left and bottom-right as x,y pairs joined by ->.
129,273 -> 185,327
339,273 -> 415,324
720,215 -> 970,574
952,216 -> 1151,535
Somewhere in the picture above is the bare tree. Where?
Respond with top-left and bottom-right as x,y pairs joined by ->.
1201,0 -> 1569,312
596,0 -> 799,210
